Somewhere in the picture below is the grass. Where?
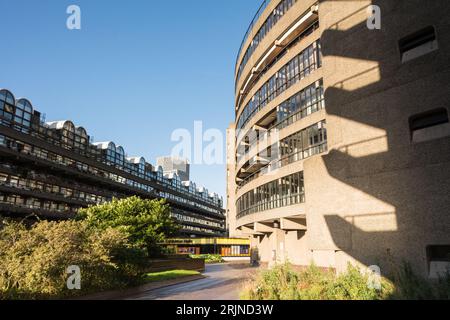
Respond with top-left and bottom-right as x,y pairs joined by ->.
143,270 -> 201,283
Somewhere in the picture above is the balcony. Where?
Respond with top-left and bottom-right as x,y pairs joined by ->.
237,141 -> 327,190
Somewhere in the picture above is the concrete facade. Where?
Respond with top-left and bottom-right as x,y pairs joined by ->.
227,0 -> 450,278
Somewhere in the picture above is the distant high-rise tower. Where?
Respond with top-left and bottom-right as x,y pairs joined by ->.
156,156 -> 190,182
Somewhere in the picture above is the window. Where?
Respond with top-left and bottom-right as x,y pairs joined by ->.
0,90 -> 15,123
236,0 -> 298,82
14,99 -> 33,132
410,108 -> 450,143
280,121 -> 327,161
236,172 -> 305,217
399,26 -> 438,63
237,41 -> 321,131
427,245 -> 450,279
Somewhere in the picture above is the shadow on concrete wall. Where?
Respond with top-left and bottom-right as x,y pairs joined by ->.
317,0 -> 450,276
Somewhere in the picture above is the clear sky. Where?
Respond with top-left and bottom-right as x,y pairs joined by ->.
0,0 -> 262,200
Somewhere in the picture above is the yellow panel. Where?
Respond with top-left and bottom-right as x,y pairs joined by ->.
163,238 -> 250,246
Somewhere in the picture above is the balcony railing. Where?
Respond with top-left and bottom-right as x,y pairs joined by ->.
237,192 -> 305,219
0,123 -> 224,211
237,141 -> 327,190
235,0 -> 271,70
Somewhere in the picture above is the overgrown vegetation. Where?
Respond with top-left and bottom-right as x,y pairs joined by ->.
0,197 -> 180,300
389,262 -> 450,300
241,262 -> 450,300
0,219 -> 146,300
189,254 -> 225,264
143,270 -> 200,283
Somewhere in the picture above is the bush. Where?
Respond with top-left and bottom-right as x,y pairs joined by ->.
241,263 -> 301,300
242,262 -> 450,300
389,262 -> 450,300
0,219 -> 147,300
77,197 -> 179,257
189,254 -> 224,264
241,263 -> 394,300
322,265 -> 394,300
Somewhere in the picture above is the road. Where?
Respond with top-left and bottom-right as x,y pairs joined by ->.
127,263 -> 256,300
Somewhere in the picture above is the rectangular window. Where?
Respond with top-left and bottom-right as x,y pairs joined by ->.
427,245 -> 450,279
399,26 -> 438,63
410,108 -> 450,143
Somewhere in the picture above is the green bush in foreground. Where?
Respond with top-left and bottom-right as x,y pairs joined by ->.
241,262 -> 302,300
241,262 -> 450,300
189,254 -> 224,264
77,197 -> 179,257
0,219 -> 147,300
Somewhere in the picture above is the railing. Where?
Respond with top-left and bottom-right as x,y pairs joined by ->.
236,41 -> 321,133
235,0 -> 271,71
237,192 -> 305,219
1,120 -> 224,210
0,200 -> 77,215
236,92 -> 325,171
237,21 -> 319,108
238,93 -> 325,154
237,141 -> 327,190
0,178 -> 107,205
0,136 -> 225,217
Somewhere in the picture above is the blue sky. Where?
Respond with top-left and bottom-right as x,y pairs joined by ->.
0,0 -> 262,199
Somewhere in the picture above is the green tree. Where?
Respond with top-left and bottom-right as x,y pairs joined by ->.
77,197 -> 179,257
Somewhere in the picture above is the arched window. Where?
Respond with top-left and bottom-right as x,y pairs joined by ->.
75,127 -> 88,150
0,89 -> 16,123
155,166 -> 164,180
107,142 -> 116,164
0,89 -> 15,105
172,174 -> 181,187
116,146 -> 125,166
62,121 -> 76,147
138,157 -> 146,174
15,99 -> 33,131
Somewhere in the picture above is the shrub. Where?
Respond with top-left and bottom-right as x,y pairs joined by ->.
77,197 -> 179,257
242,262 -> 450,300
241,263 -> 301,300
241,263 -> 395,300
389,262 -> 450,300
0,219 -> 147,300
322,265 -> 394,300
189,254 -> 224,264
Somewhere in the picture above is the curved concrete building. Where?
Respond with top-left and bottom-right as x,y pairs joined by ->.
227,0 -> 450,278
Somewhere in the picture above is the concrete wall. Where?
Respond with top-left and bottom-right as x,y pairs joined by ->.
147,257 -> 205,273
230,0 -> 450,279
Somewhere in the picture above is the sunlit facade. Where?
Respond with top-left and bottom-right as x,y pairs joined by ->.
228,0 -> 450,278
0,89 -> 225,237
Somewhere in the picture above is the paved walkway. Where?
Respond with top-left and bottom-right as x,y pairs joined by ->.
126,263 -> 256,300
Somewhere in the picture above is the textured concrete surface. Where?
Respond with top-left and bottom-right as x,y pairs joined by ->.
228,0 -> 450,278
